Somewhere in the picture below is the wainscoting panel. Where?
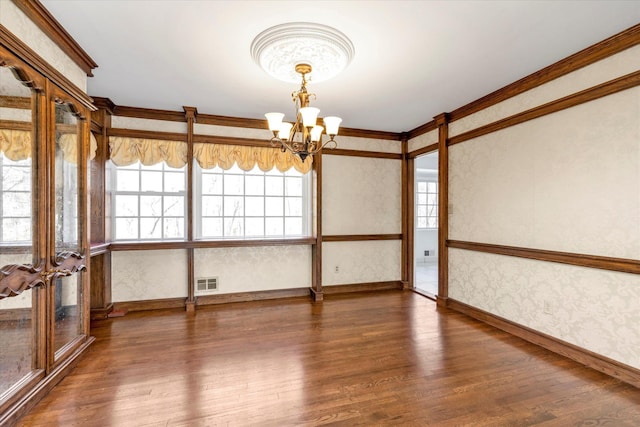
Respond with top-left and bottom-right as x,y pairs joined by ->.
448,248 -> 640,369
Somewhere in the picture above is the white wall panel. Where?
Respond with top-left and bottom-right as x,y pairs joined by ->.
322,241 -> 401,286
408,129 -> 438,153
111,116 -> 188,134
194,123 -> 272,140
323,155 -> 401,235
449,249 -> 640,369
449,87 -> 640,259
112,250 -> 188,302
194,245 -> 311,293
333,136 -> 401,154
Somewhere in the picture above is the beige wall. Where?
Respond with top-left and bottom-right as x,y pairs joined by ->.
447,47 -> 640,369
109,119 -> 403,299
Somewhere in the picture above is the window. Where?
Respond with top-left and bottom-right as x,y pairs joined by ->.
195,164 -> 310,239
111,161 -> 186,240
0,156 -> 32,243
416,180 -> 437,229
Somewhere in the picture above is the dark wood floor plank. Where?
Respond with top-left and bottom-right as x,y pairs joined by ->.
16,291 -> 640,426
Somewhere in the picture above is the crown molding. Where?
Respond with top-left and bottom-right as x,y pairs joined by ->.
11,0 -> 98,77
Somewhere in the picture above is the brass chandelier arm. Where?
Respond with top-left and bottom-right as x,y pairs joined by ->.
264,63 -> 342,161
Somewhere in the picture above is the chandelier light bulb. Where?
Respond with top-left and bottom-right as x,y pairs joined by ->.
265,112 -> 284,132
310,125 -> 324,143
299,107 -> 320,128
323,116 -> 342,136
279,122 -> 293,141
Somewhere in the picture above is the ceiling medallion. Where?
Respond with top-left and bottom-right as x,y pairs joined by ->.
250,22 -> 355,83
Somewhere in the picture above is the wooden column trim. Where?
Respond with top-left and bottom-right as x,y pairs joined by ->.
89,99 -> 114,319
401,135 -> 410,289
311,152 -> 323,301
183,106 -> 197,312
435,113 -> 450,307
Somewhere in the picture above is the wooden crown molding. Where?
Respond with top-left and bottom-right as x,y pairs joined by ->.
91,97 -> 116,115
12,0 -> 98,77
110,105 -> 402,141
112,105 -> 187,122
447,23 -> 640,123
448,70 -> 640,146
407,119 -> 437,140
0,24 -> 94,109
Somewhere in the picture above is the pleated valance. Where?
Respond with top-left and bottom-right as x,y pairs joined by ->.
109,136 -> 312,174
109,137 -> 187,168
0,129 -> 97,163
193,143 -> 312,174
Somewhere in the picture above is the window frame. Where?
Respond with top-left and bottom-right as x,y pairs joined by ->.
110,161 -> 188,241
0,155 -> 33,244
416,179 -> 438,230
193,163 -> 312,240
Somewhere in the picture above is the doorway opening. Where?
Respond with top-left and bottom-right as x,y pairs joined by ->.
414,151 -> 438,297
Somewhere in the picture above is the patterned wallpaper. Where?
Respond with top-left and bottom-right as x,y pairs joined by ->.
450,45 -> 640,136
408,129 -> 438,153
448,45 -> 640,371
449,249 -> 640,369
111,116 -> 188,134
322,155 -> 402,235
322,240 -> 401,286
112,250 -> 188,302
194,246 -> 311,293
0,0 -> 87,91
449,87 -> 640,260
334,135 -> 402,154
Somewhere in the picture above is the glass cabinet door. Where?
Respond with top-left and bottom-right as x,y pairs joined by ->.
50,98 -> 88,362
0,57 -> 44,404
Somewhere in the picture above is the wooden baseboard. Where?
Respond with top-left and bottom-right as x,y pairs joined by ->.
196,288 -> 309,306
90,303 -> 114,320
322,281 -> 403,295
0,337 -> 94,427
309,288 -> 323,302
113,298 -> 186,313
446,298 -> 640,388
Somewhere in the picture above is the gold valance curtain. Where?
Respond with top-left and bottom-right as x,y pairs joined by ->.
193,143 -> 312,174
109,136 -> 313,174
0,129 -> 97,162
109,137 -> 187,168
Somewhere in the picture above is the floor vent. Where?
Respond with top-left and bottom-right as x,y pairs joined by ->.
196,277 -> 219,295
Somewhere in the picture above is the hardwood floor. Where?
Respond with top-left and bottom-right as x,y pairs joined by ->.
16,291 -> 640,426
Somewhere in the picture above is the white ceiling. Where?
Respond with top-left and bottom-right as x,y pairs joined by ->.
41,1 -> 640,133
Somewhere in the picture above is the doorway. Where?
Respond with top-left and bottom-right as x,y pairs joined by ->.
414,151 -> 438,297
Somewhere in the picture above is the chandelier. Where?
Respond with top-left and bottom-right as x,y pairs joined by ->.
265,63 -> 341,161
251,22 -> 354,162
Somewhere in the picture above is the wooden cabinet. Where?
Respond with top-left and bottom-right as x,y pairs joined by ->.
0,40 -> 94,425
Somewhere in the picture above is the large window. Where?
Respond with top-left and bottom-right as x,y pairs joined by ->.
0,156 -> 32,243
111,161 -> 186,240
111,161 -> 311,241
195,164 -> 310,239
416,180 -> 437,229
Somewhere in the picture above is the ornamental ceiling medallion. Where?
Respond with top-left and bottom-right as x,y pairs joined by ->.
250,22 -> 355,83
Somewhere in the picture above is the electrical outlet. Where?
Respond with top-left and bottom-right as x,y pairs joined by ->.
335,265 -> 339,273
543,300 -> 553,315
